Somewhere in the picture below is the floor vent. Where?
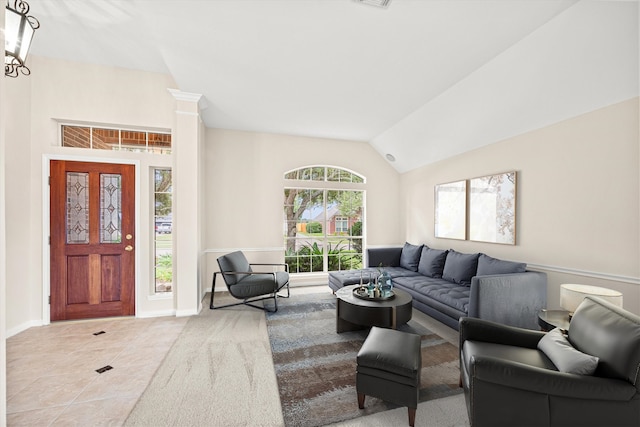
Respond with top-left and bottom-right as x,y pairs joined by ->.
93,331 -> 106,336
96,365 -> 113,374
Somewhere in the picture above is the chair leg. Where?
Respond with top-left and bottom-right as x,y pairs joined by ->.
408,407 -> 416,427
209,271 -> 282,313
277,281 -> 290,298
210,273 -> 218,309
357,393 -> 365,409
211,289 -> 278,313
358,391 -> 415,426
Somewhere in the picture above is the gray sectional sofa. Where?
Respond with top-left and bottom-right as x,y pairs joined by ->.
328,243 -> 547,330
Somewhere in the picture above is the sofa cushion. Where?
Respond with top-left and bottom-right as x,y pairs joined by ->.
417,247 -> 448,278
328,267 -> 422,292
400,242 -> 423,272
477,253 -> 527,276
538,328 -> 599,375
442,250 -> 479,285
393,276 -> 470,315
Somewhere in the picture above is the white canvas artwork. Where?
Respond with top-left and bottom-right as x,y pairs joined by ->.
434,180 -> 466,240
469,171 -> 516,245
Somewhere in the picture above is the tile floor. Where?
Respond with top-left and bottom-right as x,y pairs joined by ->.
5,286 -> 459,426
6,315 -> 189,426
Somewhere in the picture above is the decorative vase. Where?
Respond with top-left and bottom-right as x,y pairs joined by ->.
366,273 -> 375,297
378,270 -> 392,297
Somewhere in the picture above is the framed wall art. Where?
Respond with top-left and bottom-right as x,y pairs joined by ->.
434,180 -> 466,240
469,171 -> 517,245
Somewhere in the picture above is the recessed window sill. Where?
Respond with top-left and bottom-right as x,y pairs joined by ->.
148,292 -> 173,301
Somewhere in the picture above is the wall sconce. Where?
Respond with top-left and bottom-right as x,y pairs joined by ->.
5,0 -> 40,77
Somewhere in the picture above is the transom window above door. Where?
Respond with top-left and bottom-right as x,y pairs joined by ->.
61,124 -> 171,154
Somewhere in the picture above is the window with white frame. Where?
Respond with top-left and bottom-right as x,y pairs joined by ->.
284,166 -> 364,274
335,216 -> 349,233
153,168 -> 173,292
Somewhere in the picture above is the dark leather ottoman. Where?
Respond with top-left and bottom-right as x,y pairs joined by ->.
356,326 -> 422,426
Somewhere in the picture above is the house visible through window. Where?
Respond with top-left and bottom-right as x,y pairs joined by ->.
61,124 -> 171,154
284,166 -> 364,274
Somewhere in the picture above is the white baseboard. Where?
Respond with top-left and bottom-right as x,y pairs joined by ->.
175,308 -> 199,317
136,309 -> 177,319
6,320 -> 43,338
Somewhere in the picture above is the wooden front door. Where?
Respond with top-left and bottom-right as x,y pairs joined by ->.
50,160 -> 135,321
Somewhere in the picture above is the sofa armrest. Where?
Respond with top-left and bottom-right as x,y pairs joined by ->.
367,247 -> 402,268
459,317 -> 545,350
470,355 -> 637,401
468,271 -> 547,330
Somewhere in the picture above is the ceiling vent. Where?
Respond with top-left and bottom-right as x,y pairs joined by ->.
353,0 -> 392,9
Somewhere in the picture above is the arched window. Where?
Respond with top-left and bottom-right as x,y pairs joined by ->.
284,166 -> 365,274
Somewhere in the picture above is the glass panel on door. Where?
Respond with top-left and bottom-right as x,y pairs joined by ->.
100,173 -> 122,243
66,172 -> 89,244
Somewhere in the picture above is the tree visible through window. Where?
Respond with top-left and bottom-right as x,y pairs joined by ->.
284,166 -> 364,274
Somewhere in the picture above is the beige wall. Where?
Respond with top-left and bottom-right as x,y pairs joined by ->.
3,55 -> 638,340
4,71 -> 35,332
1,4 -> 7,423
400,97 -> 640,315
2,55 -> 403,333
4,56 -> 179,334
203,128 -> 402,287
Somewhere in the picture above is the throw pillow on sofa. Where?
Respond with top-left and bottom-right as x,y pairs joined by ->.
537,328 -> 599,375
418,247 -> 448,278
476,253 -> 527,276
442,250 -> 479,284
400,242 -> 423,272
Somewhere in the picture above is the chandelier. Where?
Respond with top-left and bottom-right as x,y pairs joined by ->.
5,0 -> 39,77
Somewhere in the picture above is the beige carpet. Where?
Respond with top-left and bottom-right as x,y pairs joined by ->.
124,293 -> 283,426
125,289 -> 469,427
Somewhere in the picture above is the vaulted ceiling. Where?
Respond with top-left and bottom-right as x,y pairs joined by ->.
27,0 -> 638,172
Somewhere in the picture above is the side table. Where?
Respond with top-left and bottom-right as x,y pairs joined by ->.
537,309 -> 571,332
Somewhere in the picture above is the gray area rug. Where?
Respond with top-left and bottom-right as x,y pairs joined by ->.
266,293 -> 462,427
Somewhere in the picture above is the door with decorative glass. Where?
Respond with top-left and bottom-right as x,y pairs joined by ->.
50,160 -> 135,320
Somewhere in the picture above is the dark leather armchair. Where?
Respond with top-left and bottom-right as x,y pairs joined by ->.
459,296 -> 640,427
210,251 -> 289,312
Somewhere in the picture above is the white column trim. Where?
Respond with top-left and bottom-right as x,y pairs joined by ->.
167,88 -> 208,110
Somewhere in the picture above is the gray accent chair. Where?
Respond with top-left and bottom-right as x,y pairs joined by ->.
210,251 -> 289,312
459,296 -> 640,426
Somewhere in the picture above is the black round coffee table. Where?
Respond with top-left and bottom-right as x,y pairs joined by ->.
335,285 -> 413,333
